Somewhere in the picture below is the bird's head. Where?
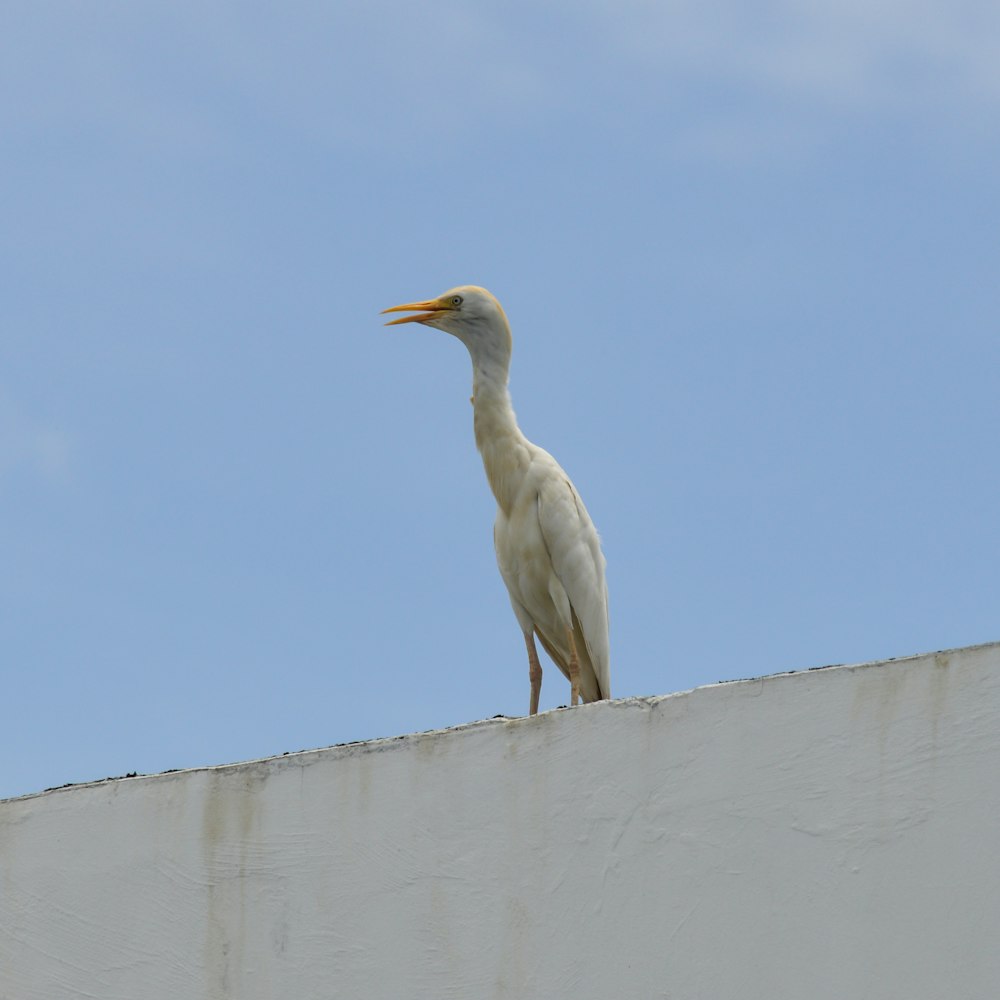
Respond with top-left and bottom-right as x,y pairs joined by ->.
382,285 -> 512,360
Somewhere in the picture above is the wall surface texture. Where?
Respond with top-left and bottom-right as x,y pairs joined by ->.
2,642 -> 998,1000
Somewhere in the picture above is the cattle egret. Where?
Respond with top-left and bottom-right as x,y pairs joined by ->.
382,286 -> 610,715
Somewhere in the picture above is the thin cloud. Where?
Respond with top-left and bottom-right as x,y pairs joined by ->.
1,0 -> 997,166
0,393 -> 73,486
580,0 -> 1000,112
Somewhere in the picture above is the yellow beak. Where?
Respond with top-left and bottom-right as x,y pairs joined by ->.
381,297 -> 452,326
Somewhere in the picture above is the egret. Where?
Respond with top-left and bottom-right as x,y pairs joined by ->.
382,286 -> 610,715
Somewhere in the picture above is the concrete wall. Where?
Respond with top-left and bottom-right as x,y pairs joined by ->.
2,642 -> 998,999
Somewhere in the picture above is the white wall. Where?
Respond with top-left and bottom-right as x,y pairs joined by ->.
2,642 -> 998,1000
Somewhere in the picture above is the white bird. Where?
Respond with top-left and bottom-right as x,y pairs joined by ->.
382,286 -> 610,715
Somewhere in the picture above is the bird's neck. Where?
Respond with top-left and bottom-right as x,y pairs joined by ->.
470,361 -> 530,515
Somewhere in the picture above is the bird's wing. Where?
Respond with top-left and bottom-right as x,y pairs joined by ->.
535,470 -> 610,700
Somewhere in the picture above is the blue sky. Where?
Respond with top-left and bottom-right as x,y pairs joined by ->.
3,2 -> 998,800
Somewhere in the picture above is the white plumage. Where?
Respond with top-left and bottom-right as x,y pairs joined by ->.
383,285 -> 610,715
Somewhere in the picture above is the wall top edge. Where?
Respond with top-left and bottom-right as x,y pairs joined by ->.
5,639 -> 997,806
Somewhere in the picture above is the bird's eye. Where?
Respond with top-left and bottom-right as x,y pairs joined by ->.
451,295 -> 463,306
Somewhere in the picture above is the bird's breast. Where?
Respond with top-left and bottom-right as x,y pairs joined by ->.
494,491 -> 560,620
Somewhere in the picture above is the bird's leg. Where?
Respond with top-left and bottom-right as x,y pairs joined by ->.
524,631 -> 543,716
565,627 -> 581,706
